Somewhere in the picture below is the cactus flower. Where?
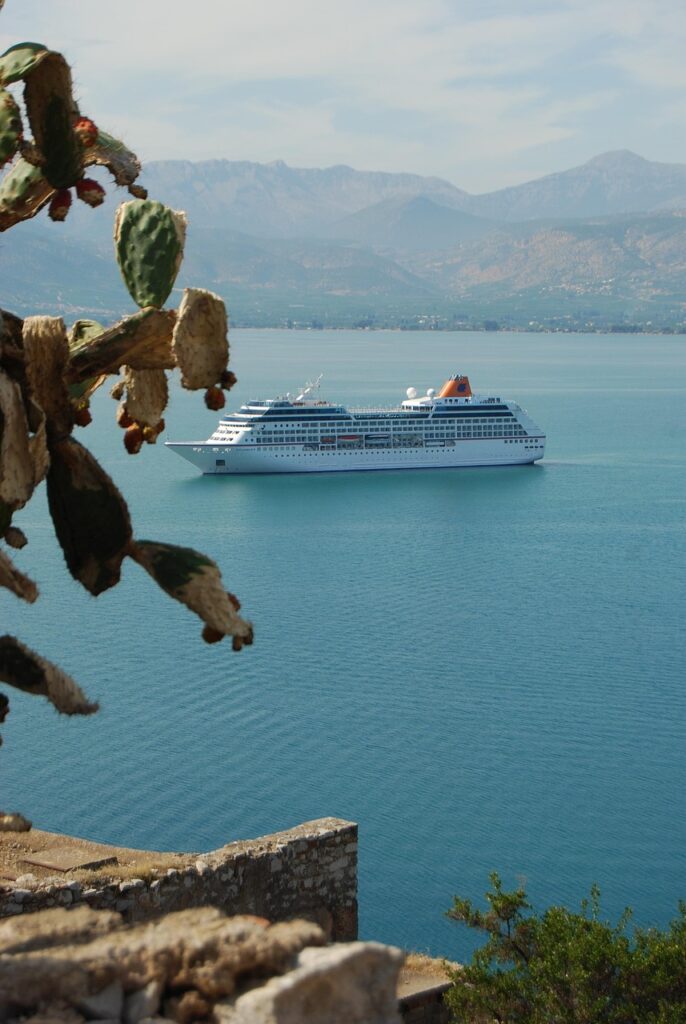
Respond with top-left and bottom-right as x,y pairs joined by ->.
76,178 -> 106,208
48,189 -> 72,222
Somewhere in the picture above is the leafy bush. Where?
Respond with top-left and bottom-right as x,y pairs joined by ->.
446,873 -> 686,1023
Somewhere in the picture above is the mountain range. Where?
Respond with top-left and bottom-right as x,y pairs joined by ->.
4,150 -> 686,329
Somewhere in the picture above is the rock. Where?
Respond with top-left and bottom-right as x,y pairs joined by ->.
0,908 -> 324,1017
77,981 -> 124,1020
123,980 -> 162,1023
215,941 -> 404,1024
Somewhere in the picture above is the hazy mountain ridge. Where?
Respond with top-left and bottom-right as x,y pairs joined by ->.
4,151 -> 686,328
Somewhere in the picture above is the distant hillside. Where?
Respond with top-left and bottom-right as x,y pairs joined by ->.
326,195 -> 495,251
465,151 -> 686,222
405,210 -> 686,304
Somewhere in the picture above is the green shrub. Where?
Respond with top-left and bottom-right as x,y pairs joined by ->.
446,873 -> 686,1023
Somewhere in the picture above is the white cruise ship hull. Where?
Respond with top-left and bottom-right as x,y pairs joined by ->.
166,437 -> 546,474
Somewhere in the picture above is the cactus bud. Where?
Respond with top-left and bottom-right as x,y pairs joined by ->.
110,380 -> 125,401
220,370 -> 238,391
227,591 -> 241,611
73,403 -> 92,427
48,188 -> 72,222
202,624 -> 224,644
73,117 -> 98,147
128,183 -> 148,200
116,403 -> 133,429
123,424 -> 143,455
204,386 -> 225,411
75,177 -> 105,208
142,424 -> 158,444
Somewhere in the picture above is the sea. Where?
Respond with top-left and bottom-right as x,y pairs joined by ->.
2,329 -> 685,961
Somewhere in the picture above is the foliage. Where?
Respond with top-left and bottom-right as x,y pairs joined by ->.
445,873 -> 686,1024
0,4 -> 253,824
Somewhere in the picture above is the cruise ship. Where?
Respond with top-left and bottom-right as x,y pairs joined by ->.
166,374 -> 546,474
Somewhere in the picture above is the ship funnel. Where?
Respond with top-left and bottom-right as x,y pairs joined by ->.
438,374 -> 472,398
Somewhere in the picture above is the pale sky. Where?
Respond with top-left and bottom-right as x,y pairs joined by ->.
2,0 -> 686,192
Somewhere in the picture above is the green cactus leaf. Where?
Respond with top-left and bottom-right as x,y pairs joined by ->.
0,88 -> 22,168
46,435 -> 132,595
130,539 -> 253,647
114,200 -> 186,309
0,634 -> 98,715
0,156 -> 53,231
0,43 -> 48,86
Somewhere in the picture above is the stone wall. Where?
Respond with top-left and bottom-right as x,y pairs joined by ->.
398,982 -> 451,1024
0,818 -> 358,941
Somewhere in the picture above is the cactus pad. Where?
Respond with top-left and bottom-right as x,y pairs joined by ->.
0,88 -> 22,169
0,43 -> 48,86
46,435 -> 133,595
129,540 -> 254,647
172,288 -> 229,390
85,129 -> 141,188
0,156 -> 53,231
114,199 -> 186,308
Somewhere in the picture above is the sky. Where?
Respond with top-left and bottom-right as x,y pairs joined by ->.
2,0 -> 686,193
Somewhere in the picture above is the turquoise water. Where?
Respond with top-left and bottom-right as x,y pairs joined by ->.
2,330 -> 685,959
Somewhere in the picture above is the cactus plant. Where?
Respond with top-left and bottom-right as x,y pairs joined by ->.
114,199 -> 187,308
0,5 -> 252,826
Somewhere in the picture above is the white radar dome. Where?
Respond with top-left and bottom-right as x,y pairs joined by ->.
427,388 -> 436,398
406,387 -> 418,399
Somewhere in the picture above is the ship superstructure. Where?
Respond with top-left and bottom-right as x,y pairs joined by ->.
166,374 -> 546,474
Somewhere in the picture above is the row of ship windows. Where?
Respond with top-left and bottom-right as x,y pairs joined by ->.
214,427 -> 527,439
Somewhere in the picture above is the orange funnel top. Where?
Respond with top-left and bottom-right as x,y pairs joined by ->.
438,375 -> 472,398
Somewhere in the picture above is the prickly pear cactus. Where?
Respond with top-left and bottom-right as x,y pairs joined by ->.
114,199 -> 186,309
0,3 -> 251,826
0,88 -> 21,168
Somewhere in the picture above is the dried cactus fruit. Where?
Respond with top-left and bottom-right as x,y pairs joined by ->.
0,635 -> 98,715
172,288 -> 229,390
116,404 -> 133,429
0,88 -> 22,169
46,436 -> 133,595
0,156 -> 54,231
114,199 -> 186,309
129,541 -> 254,646
48,187 -> 71,221
123,423 -> 143,454
75,176 -> 105,207
72,402 -> 92,427
0,42 -> 49,86
204,386 -> 225,411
